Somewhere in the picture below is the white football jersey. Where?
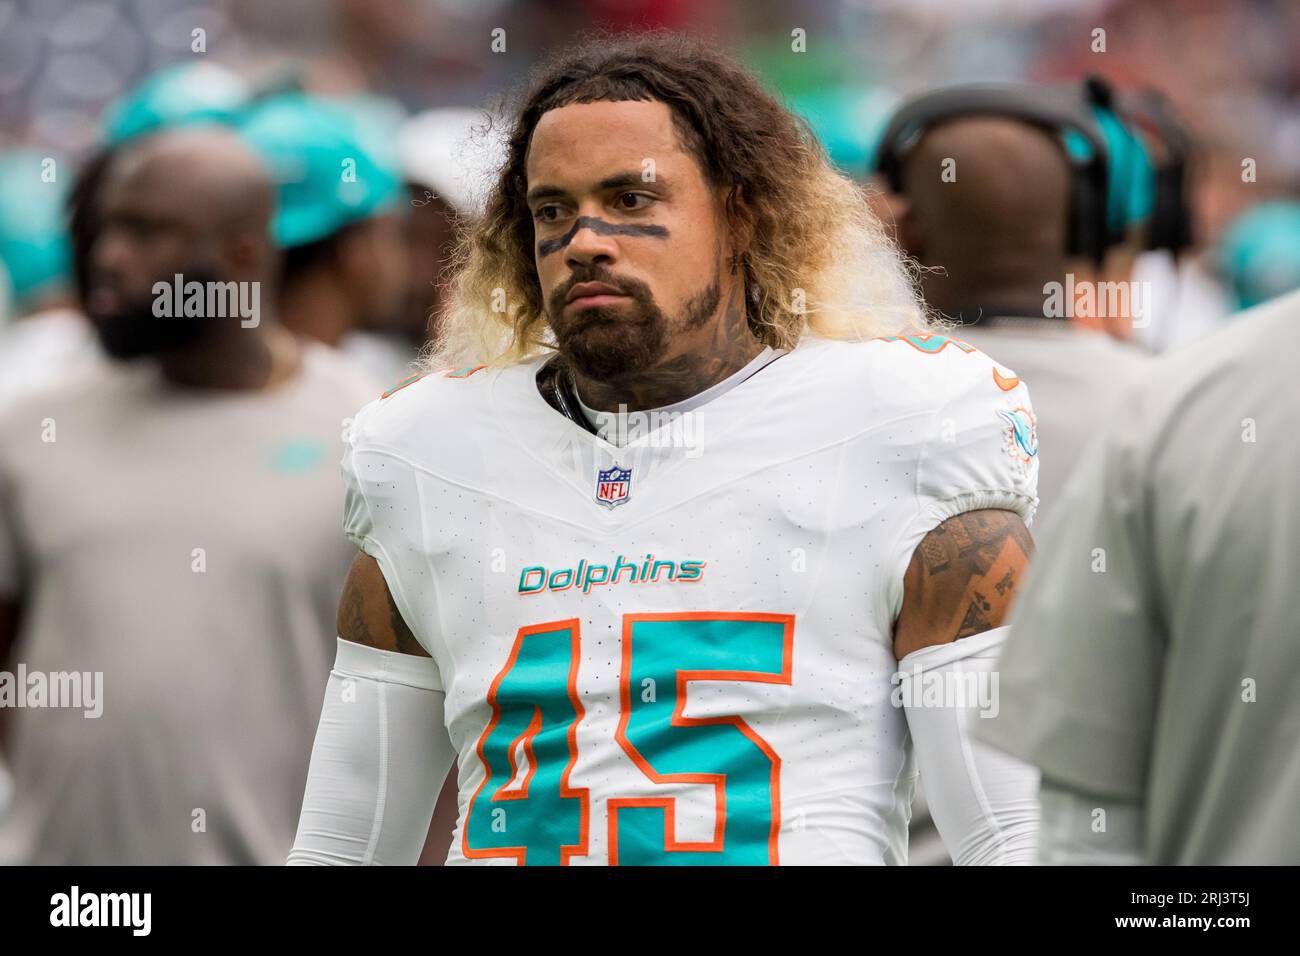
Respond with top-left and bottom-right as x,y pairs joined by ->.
342,334 -> 1038,865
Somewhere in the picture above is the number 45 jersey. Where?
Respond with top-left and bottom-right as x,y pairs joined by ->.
342,335 -> 1038,865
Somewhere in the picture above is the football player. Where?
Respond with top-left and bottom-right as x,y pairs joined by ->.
288,32 -> 1040,866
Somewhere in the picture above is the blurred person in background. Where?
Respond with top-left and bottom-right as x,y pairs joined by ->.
1077,86 -> 1160,343
0,152 -> 85,823
1104,87 -> 1230,354
1215,200 -> 1300,314
876,82 -> 1153,866
395,108 -> 510,359
101,62 -> 253,148
879,83 -> 1152,538
0,64 -> 258,831
1088,85 -> 1240,355
0,150 -> 95,409
238,92 -> 411,383
977,288 -> 1300,865
0,62 -> 255,411
0,126 -> 375,864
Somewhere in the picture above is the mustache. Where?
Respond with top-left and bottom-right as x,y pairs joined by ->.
553,268 -> 640,305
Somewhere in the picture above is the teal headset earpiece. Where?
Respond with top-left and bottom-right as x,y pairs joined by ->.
875,81 -> 1113,265
1111,88 -> 1195,255
1082,77 -> 1156,246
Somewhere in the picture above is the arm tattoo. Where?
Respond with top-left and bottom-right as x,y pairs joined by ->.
894,509 -> 1035,659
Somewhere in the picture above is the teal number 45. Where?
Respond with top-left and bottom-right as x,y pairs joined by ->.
462,612 -> 794,865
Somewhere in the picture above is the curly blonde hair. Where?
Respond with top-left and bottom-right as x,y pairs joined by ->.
425,30 -> 932,370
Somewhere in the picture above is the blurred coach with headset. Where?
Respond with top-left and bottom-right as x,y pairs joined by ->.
875,78 -> 1173,539
874,78 -> 1186,865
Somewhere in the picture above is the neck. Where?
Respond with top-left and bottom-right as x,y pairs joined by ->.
280,271 -> 354,347
158,318 -> 300,390
571,285 -> 763,412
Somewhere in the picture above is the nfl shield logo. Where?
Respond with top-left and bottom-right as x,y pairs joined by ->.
595,465 -> 632,509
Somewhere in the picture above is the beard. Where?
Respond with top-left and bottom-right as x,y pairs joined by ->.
89,268 -> 222,360
547,268 -> 721,381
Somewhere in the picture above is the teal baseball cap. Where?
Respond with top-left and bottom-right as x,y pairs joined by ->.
103,62 -> 250,145
1218,201 -> 1300,311
237,92 -> 405,248
0,150 -> 72,309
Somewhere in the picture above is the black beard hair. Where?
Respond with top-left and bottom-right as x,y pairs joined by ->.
547,270 -> 721,382
91,267 -> 225,360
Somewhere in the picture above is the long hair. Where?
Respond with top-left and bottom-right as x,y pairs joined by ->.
426,31 -> 932,370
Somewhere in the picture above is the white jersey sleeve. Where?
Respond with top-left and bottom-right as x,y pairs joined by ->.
874,336 -> 1040,624
342,396 -> 381,556
340,375 -> 447,671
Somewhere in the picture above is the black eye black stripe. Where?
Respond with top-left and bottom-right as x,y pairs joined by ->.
537,216 -> 670,257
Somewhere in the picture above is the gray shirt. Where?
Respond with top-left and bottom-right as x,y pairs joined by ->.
0,341 -> 377,864
957,319 -> 1150,538
975,290 -> 1300,864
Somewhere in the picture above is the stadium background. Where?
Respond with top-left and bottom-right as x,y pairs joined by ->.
2,0 -> 1297,256
3,0 -> 1299,343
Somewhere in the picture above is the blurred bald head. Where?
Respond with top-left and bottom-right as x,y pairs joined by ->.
87,126 -> 278,357
110,126 -> 274,240
896,116 -> 1078,315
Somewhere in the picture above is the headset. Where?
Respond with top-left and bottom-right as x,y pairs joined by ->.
1108,87 -> 1195,255
874,80 -> 1115,264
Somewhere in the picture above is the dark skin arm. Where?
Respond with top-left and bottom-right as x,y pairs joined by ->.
337,551 -> 429,657
893,509 -> 1034,660
337,552 -> 457,861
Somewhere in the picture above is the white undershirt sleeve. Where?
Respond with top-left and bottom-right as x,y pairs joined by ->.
899,627 -> 1040,865
287,638 -> 456,866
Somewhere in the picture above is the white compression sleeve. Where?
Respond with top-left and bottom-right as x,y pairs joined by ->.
1037,779 -> 1146,865
287,638 -> 456,866
899,627 -> 1039,865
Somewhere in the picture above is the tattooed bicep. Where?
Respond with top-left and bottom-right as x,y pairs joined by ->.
892,509 -> 1034,660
